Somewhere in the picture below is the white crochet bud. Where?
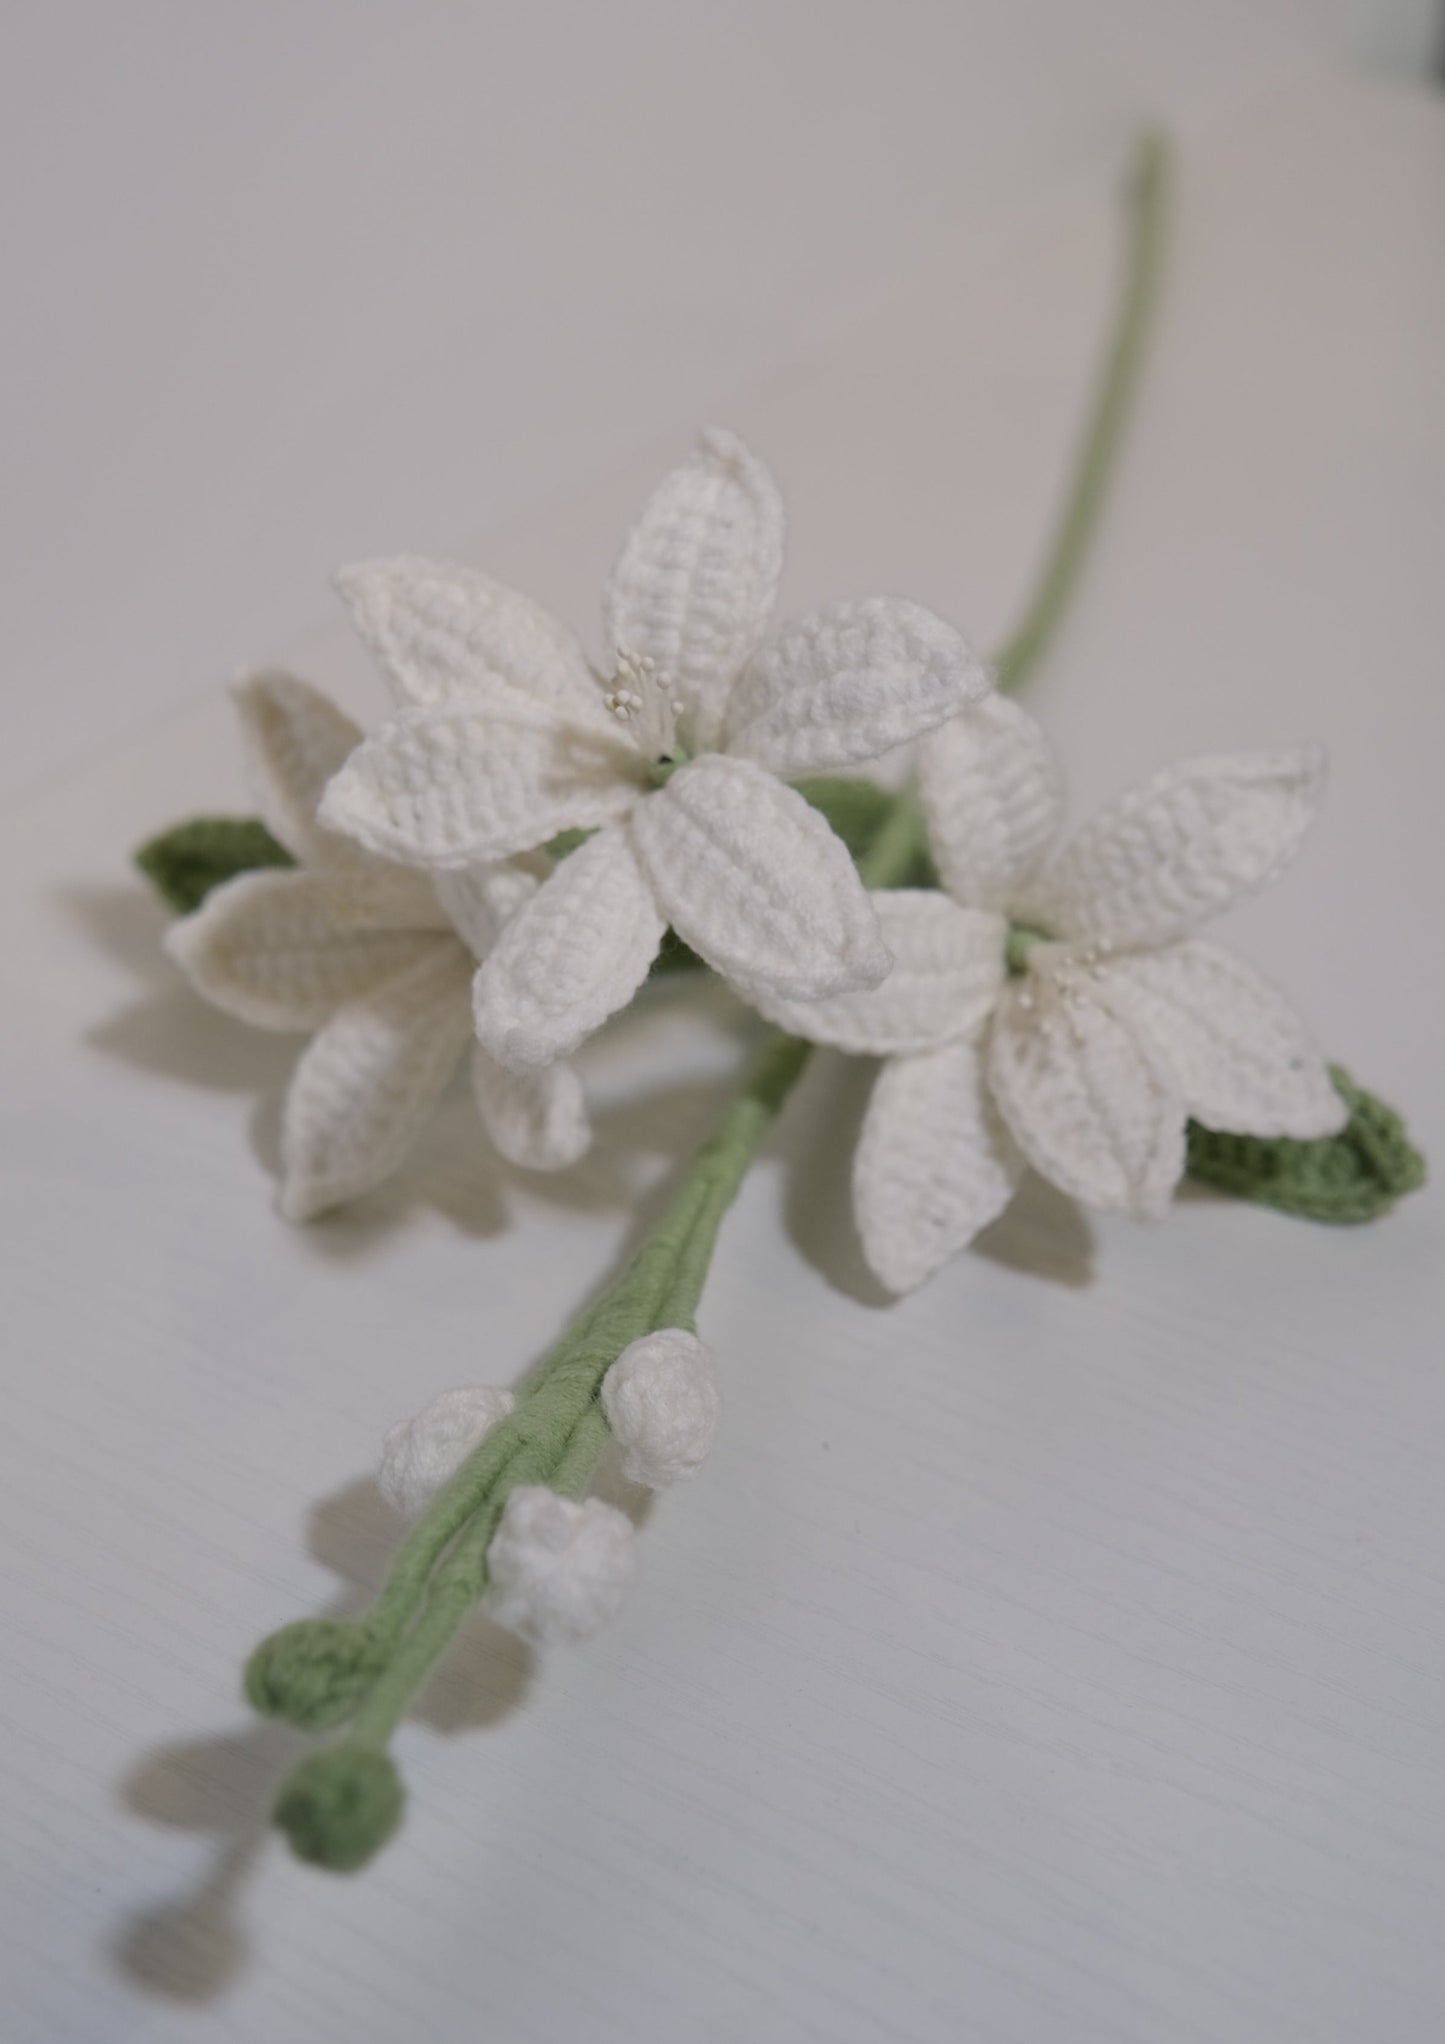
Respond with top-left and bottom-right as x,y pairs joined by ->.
378,1386 -> 516,1520
600,1328 -> 720,1488
485,1486 -> 636,1646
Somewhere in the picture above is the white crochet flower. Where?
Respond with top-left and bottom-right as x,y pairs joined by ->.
750,696 -> 1348,1292
319,429 -> 991,1071
166,672 -> 590,1221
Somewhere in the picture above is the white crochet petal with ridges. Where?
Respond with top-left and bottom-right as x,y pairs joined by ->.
742,892 -> 1007,1054
604,428 -> 784,754
986,965 -> 1186,1219
918,693 -> 1064,912
471,1043 -> 592,1171
335,557 -> 605,722
723,598 -> 991,777
232,670 -> 372,868
631,754 -> 889,1003
472,824 -> 665,1071
853,1039 -> 1023,1294
279,941 -> 477,1221
166,868 -> 445,1032
432,861 -> 543,961
1023,747 -> 1327,952
1093,939 -> 1347,1138
318,699 -> 643,868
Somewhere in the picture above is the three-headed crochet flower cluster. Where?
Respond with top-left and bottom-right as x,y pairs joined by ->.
147,422 -> 1418,1872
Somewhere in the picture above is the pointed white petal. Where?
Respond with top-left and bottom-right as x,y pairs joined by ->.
318,700 -> 642,867
917,694 -> 1064,912
471,1044 -> 591,1170
1024,747 -> 1327,951
854,1041 -> 1022,1293
279,943 -> 476,1220
724,598 -> 990,776
605,428 -> 784,753
632,754 -> 888,1002
1094,940 -> 1347,1138
986,962 -> 1186,1218
165,869 -> 444,1030
472,825 -> 664,1069
743,892 -> 1006,1053
431,860 -> 544,960
232,670 -> 372,866
335,557 -> 606,723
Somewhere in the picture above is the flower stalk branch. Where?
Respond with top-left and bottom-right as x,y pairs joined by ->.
242,133 -> 1174,1870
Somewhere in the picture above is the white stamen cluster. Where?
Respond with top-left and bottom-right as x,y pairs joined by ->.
603,649 -> 683,763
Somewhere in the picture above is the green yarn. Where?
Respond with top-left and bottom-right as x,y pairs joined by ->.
1186,1067 -> 1426,1222
135,815 -> 293,913
274,1745 -> 405,1872
245,1618 -> 390,1731
994,133 -> 1168,697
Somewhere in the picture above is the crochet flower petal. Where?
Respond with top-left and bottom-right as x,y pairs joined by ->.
1024,747 -> 1327,951
166,869 -> 445,1031
471,1044 -> 591,1171
742,892 -> 1006,1054
1094,940 -> 1347,1139
336,557 -> 605,723
853,1040 -> 1022,1293
986,966 -> 1186,1218
917,694 -> 1064,912
319,699 -> 643,867
472,825 -> 665,1070
605,428 -> 784,754
632,754 -> 889,1002
431,861 -> 543,961
279,943 -> 476,1221
723,598 -> 991,777
233,670 -> 373,867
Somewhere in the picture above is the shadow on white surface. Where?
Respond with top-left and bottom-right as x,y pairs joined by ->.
112,1472 -> 544,2005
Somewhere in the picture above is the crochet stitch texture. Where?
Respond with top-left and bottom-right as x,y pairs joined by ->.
319,429 -> 992,1071
166,672 -> 589,1218
747,695 -> 1347,1291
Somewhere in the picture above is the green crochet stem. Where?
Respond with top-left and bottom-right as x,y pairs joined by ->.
252,133 -> 1175,1872
993,131 -> 1168,697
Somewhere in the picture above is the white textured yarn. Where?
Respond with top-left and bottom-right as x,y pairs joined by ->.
166,672 -> 591,1219
320,428 -> 990,1067
485,1487 -> 637,1646
600,1328 -> 720,1488
751,695 -> 1346,1291
378,1385 -> 516,1520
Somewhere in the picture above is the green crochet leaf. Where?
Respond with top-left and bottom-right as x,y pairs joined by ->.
1186,1067 -> 1426,1222
136,816 -> 294,914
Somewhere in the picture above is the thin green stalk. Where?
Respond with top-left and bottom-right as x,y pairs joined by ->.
993,133 -> 1168,695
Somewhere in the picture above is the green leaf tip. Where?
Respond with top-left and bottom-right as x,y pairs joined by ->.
245,1618 -> 389,1732
1186,1067 -> 1426,1223
135,815 -> 293,914
274,1744 -> 404,1873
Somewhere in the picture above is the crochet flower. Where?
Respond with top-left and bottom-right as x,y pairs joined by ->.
749,696 -> 1348,1291
319,429 -> 991,1070
167,672 -> 589,1220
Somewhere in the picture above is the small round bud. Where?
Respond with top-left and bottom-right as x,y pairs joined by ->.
378,1386 -> 515,1520
274,1744 -> 404,1872
601,1327 -> 719,1487
486,1486 -> 636,1646
245,1618 -> 386,1730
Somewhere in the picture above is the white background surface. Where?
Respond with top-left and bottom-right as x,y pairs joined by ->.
2,21 -> 1444,2044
